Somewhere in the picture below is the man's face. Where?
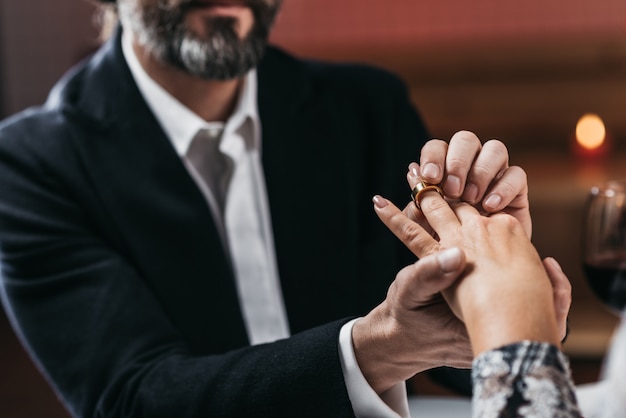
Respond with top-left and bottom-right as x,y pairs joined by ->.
118,0 -> 282,80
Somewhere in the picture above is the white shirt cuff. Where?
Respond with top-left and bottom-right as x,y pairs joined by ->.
339,318 -> 410,418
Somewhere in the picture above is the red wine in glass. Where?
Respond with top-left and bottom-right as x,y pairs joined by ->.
583,252 -> 626,313
583,181 -> 626,314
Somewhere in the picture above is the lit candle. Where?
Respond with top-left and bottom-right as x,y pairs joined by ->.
573,113 -> 611,160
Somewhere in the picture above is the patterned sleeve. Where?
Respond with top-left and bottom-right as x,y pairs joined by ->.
472,341 -> 583,418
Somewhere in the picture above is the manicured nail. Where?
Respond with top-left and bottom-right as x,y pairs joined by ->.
444,175 -> 461,197
463,183 -> 478,203
408,163 -> 420,180
437,247 -> 463,273
421,163 -> 440,181
484,194 -> 502,209
372,195 -> 389,209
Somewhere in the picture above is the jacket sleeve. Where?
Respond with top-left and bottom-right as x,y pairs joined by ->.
0,120 -> 356,418
472,342 -> 582,417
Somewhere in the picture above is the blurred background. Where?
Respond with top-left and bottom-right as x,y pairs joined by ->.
1,0 -> 626,416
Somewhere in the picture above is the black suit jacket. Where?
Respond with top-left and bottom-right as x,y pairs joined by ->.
0,29 -> 431,417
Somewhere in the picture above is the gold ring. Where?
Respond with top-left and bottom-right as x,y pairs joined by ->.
411,182 -> 444,209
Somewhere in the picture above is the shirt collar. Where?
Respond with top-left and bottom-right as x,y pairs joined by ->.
121,31 -> 261,157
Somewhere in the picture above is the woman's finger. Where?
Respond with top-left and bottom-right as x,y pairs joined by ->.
401,200 -> 437,239
406,168 -> 462,238
372,195 -> 440,258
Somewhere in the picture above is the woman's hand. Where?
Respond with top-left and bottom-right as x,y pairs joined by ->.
372,190 -> 562,356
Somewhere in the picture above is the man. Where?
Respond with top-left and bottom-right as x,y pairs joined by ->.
0,0 -> 541,416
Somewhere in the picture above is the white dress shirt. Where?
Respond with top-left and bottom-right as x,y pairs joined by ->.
122,32 -> 408,417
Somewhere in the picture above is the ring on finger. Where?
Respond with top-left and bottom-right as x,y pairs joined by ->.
411,181 -> 444,209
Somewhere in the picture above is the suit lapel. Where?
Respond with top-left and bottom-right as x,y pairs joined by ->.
61,36 -> 367,345
257,49 -> 361,332
60,29 -> 248,352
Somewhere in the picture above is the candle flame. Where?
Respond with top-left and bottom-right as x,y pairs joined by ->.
576,113 -> 606,150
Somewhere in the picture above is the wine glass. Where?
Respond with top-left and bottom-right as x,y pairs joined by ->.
582,180 -> 626,314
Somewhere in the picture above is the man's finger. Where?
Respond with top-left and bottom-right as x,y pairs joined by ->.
481,165 -> 531,238
418,139 -> 448,185
462,139 -> 509,205
481,165 -> 528,212
441,131 -> 482,199
389,248 -> 467,309
543,257 -> 572,342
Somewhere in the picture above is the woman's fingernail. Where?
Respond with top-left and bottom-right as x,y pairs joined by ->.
484,194 -> 502,209
437,247 -> 463,273
421,163 -> 440,180
373,195 -> 389,209
408,163 -> 420,180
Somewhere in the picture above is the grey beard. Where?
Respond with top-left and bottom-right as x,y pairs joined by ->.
169,19 -> 266,80
119,2 -> 269,81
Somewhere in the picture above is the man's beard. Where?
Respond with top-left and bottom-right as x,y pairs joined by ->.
118,0 -> 280,80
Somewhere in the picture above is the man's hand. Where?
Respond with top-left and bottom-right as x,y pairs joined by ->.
415,131 -> 531,237
544,257 -> 572,341
351,198 -> 473,395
